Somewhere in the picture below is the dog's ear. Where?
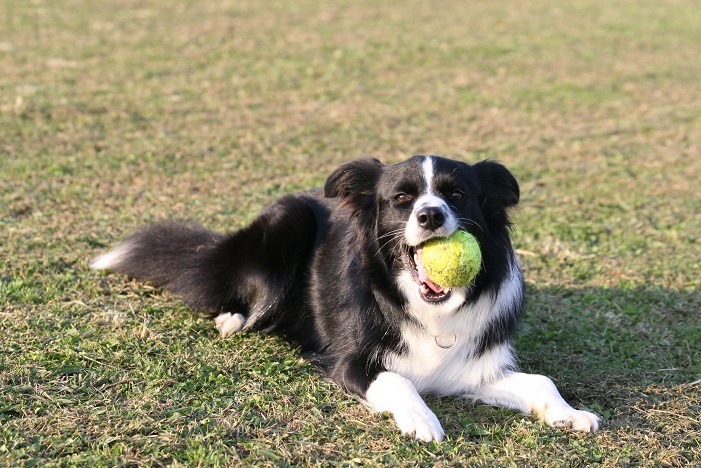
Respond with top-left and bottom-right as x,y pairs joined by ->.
325,159 -> 384,235
324,158 -> 384,199
472,160 -> 520,223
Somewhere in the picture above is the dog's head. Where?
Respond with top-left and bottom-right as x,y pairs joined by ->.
325,155 -> 519,305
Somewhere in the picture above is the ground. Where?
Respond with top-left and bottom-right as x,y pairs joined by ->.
1,0 -> 699,465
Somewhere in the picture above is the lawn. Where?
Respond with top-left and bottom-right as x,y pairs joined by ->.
1,0 -> 699,465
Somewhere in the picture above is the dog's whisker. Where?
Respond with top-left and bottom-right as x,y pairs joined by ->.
377,231 -> 402,244
456,218 -> 484,232
375,233 -> 405,258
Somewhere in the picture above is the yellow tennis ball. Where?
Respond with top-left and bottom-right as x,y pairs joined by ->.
421,231 -> 482,287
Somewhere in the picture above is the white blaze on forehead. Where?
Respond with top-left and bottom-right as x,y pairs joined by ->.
417,156 -> 443,208
403,156 -> 458,246
422,156 -> 435,195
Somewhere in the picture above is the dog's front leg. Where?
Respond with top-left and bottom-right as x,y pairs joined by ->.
466,372 -> 600,432
364,371 -> 444,442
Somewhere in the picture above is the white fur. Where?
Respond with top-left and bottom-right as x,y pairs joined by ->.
365,371 -> 444,442
404,157 -> 459,246
387,254 -> 599,435
389,259 -> 523,395
214,312 -> 246,338
422,156 -> 435,192
466,372 -> 600,432
89,241 -> 134,270
395,269 -> 468,322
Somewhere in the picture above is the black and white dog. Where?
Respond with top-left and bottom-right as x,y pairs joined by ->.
91,156 -> 598,441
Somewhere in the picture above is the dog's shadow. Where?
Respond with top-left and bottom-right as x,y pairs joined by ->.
432,284 -> 699,436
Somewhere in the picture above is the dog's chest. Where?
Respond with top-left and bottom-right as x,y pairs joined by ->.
383,303 -> 514,396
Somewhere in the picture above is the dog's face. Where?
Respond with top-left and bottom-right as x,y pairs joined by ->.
325,155 -> 519,307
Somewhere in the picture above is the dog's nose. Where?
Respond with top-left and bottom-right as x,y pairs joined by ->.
417,207 -> 445,231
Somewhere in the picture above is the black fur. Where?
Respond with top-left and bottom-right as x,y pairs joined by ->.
93,155 -> 522,403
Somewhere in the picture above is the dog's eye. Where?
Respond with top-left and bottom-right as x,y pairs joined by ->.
394,193 -> 412,203
450,190 -> 465,200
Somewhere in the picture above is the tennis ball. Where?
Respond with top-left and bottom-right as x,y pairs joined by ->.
421,231 -> 482,288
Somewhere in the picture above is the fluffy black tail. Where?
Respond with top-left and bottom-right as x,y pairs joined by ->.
90,222 -> 233,313
91,195 -> 324,333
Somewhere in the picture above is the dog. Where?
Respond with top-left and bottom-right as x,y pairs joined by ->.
91,155 -> 599,441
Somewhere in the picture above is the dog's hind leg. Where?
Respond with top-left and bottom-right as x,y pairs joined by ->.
214,312 -> 246,338
91,193 -> 326,337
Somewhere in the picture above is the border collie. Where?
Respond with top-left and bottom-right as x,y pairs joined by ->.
91,156 -> 598,441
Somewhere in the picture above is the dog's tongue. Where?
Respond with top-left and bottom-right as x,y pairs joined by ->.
415,247 -> 447,294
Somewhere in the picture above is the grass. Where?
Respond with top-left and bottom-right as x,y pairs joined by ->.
1,0 -> 699,465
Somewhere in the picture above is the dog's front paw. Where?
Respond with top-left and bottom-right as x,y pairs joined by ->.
392,400 -> 445,442
546,407 -> 600,433
365,372 -> 444,442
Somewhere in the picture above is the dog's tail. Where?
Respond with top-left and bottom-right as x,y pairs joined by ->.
90,222 -> 235,314
91,195 -> 323,330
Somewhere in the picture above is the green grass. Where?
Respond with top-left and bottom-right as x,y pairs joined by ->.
2,0 -> 700,465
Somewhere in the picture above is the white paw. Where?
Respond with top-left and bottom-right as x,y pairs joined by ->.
214,312 -> 245,338
546,407 -> 600,433
365,372 -> 445,442
472,373 -> 601,434
393,400 -> 445,442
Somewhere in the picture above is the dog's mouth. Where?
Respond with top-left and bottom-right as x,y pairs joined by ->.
404,244 -> 452,303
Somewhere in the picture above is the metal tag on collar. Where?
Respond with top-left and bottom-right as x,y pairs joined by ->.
434,332 -> 456,349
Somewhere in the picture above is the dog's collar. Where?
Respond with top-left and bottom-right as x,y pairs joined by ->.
434,332 -> 456,349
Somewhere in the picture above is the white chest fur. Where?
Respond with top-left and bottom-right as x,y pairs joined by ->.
385,321 -> 515,396
388,261 -> 523,396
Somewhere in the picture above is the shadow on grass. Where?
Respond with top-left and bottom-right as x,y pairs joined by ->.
426,284 -> 700,463
517,284 -> 700,390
